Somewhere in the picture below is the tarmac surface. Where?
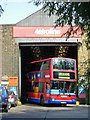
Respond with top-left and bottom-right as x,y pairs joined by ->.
0,103 -> 89,120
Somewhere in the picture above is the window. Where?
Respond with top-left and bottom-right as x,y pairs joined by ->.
46,82 -> 50,93
70,82 -> 76,93
50,81 -> 76,94
0,88 -> 3,95
53,59 -> 75,70
29,60 -> 50,72
38,82 -> 44,93
41,60 -> 50,70
50,81 -> 64,90
33,82 -> 39,93
64,82 -> 70,93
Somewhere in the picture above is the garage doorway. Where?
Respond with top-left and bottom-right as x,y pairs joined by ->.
19,43 -> 78,102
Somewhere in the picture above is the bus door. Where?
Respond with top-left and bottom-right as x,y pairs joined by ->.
45,82 -> 50,99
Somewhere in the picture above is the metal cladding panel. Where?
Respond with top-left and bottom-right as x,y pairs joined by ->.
16,9 -> 57,26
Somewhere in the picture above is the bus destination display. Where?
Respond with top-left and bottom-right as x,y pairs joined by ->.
53,72 -> 75,80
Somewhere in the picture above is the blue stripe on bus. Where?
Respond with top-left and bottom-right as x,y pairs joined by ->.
28,98 -> 76,104
48,100 -> 76,104
28,98 -> 40,103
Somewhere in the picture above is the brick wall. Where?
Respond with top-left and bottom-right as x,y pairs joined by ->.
0,26 -> 2,85
78,33 -> 89,77
1,25 -> 19,80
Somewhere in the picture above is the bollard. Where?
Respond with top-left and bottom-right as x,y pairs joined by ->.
17,100 -> 22,105
76,101 -> 80,105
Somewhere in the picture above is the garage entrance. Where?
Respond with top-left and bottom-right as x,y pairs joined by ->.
19,43 -> 78,102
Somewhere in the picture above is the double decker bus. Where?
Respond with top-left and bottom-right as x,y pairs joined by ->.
26,57 -> 77,105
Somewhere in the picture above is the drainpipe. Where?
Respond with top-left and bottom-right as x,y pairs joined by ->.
76,43 -> 78,100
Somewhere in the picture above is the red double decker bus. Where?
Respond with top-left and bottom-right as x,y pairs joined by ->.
26,57 -> 77,105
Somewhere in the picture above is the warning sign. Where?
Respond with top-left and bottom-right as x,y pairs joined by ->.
9,77 -> 18,86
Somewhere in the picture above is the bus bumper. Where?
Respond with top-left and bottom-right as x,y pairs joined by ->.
28,98 -> 76,104
44,100 -> 76,104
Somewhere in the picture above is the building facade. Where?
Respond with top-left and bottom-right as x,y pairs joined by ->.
0,9 -> 89,101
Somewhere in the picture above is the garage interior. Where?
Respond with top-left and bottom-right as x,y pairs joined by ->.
19,43 -> 78,102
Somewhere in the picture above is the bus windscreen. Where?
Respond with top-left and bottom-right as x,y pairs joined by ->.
53,58 -> 75,70
50,81 -> 76,95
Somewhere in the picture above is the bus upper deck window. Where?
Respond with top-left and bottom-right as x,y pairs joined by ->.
53,58 -> 75,70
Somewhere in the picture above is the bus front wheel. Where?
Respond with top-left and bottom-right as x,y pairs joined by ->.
40,96 -> 44,106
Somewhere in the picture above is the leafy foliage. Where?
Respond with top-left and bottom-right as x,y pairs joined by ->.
78,59 -> 90,98
33,2 -> 90,27
0,5 -> 4,17
32,1 -> 90,49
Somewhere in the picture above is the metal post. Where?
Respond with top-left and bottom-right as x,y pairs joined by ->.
19,48 -> 21,99
88,81 -> 90,105
76,44 -> 78,100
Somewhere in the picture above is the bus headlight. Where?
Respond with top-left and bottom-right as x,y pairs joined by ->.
72,99 -> 76,101
49,97 -> 55,101
52,98 -> 56,101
